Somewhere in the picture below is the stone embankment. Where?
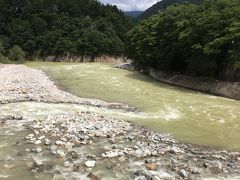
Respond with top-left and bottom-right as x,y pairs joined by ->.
0,64 -> 134,111
150,69 -> 240,100
115,63 -> 240,100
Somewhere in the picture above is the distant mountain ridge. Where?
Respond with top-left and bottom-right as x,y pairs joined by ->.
138,0 -> 203,19
124,11 -> 143,18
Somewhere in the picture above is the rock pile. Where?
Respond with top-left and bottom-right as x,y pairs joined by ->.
24,111 -> 240,179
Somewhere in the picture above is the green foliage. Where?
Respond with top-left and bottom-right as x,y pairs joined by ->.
0,39 -> 9,63
0,0 -> 133,57
127,0 -> 240,77
9,45 -> 25,61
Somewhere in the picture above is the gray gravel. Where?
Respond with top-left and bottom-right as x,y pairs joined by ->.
0,64 -> 134,111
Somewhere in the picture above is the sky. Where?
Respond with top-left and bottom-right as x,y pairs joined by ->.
99,0 -> 160,11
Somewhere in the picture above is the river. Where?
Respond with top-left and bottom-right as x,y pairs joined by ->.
25,62 -> 240,151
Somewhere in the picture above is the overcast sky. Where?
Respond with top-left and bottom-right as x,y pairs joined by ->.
100,0 -> 160,11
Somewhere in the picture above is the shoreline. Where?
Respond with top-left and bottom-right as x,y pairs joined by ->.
115,63 -> 240,101
1,64 -> 240,179
150,69 -> 240,101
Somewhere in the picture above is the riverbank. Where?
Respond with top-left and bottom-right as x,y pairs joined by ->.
150,69 -> 240,100
115,63 -> 240,100
1,64 -> 240,179
0,64 -> 133,111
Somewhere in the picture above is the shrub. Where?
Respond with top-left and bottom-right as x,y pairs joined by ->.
9,45 -> 25,61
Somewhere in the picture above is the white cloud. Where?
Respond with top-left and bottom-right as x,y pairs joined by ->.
100,0 -> 160,11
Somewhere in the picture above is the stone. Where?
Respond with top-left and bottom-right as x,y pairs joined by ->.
34,140 -> 42,145
44,139 -> 52,145
87,173 -> 99,180
27,134 -> 34,138
56,150 -> 65,158
105,152 -> 119,158
135,176 -> 148,180
38,135 -> 45,140
35,147 -> 42,153
152,176 -> 161,180
85,161 -> 96,168
118,157 -> 126,162
55,141 -> 64,146
34,130 -> 39,135
64,142 -> 73,150
146,163 -> 157,171
236,157 -> 240,162
13,115 -> 23,120
64,161 -> 71,167
178,169 -> 188,178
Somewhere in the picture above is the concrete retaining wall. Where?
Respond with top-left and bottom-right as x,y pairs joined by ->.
150,69 -> 240,100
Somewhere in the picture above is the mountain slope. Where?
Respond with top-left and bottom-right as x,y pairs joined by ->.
138,0 -> 202,19
0,0 -> 133,58
124,11 -> 143,18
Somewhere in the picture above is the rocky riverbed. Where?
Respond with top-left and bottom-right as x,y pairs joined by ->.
1,64 -> 240,179
0,64 -> 134,111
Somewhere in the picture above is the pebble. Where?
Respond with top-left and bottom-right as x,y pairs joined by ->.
104,152 -> 119,158
34,140 -> 42,145
64,161 -> 71,167
44,139 -> 52,145
35,147 -> 42,153
178,169 -> 188,178
146,163 -> 157,171
85,161 -> 96,168
55,141 -> 64,146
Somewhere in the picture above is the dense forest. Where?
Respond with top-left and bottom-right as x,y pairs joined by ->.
0,0 -> 132,62
1,0 -> 240,79
127,0 -> 240,78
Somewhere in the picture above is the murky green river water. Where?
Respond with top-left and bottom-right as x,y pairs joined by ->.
26,62 -> 240,150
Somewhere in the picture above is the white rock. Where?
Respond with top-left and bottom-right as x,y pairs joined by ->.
34,140 -> 42,145
55,140 -> 64,146
38,135 -> 45,140
34,130 -> 39,135
64,161 -> 71,167
45,139 -> 52,145
84,161 -> 96,168
56,150 -> 65,158
106,152 -> 119,158
36,147 -> 42,153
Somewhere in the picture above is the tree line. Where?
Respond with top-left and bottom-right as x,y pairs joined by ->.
127,0 -> 240,78
0,0 -> 132,62
1,0 -> 240,79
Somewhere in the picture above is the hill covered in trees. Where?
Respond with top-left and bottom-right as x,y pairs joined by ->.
125,11 -> 143,18
0,0 -> 133,62
127,0 -> 240,79
138,0 -> 202,20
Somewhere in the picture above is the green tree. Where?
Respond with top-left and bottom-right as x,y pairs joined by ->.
127,0 -> 240,77
9,45 -> 25,61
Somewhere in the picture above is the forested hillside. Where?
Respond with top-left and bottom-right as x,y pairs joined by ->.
127,0 -> 240,78
0,0 -> 132,61
125,11 -> 143,18
138,0 -> 202,20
